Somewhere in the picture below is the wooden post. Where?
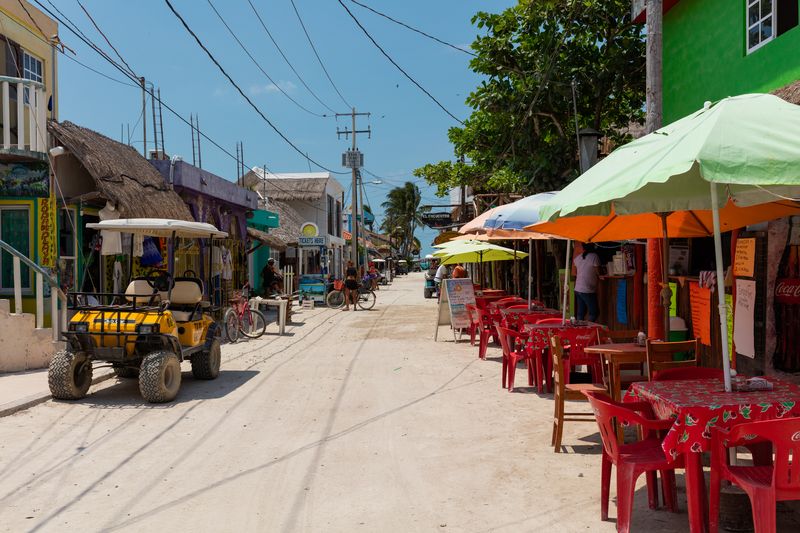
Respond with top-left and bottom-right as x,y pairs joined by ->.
646,0 -> 665,340
16,82 -> 24,150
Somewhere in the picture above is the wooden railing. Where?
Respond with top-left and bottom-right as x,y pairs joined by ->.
0,239 -> 66,341
282,265 -> 295,296
0,75 -> 47,153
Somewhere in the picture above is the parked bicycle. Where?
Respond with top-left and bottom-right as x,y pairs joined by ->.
224,283 -> 267,342
326,278 -> 376,310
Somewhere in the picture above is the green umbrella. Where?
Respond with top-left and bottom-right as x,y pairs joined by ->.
538,94 -> 800,392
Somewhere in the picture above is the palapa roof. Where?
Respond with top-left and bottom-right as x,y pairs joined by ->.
48,120 -> 192,221
242,168 -> 331,201
267,200 -> 303,245
247,227 -> 286,250
773,80 -> 800,105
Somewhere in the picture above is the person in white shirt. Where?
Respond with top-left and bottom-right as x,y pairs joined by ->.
434,262 -> 449,285
573,243 -> 600,322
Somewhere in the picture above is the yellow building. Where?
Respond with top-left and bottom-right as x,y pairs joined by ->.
0,0 -> 58,317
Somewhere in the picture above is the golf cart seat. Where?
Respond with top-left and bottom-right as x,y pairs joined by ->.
168,278 -> 204,322
125,279 -> 159,305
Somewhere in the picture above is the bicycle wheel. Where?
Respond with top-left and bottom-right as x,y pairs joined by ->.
326,289 -> 345,309
240,308 -> 267,339
357,290 -> 376,310
223,307 -> 240,343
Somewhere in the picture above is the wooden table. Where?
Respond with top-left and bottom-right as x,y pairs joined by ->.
584,342 -> 647,401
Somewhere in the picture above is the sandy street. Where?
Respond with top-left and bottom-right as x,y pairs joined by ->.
0,274 -> 738,532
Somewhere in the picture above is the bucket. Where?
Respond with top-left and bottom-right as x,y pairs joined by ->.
669,316 -> 690,359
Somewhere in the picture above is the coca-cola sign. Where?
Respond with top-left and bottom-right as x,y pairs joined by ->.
775,278 -> 800,304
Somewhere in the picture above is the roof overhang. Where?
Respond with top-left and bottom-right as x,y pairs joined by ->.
632,0 -> 680,24
87,218 -> 227,238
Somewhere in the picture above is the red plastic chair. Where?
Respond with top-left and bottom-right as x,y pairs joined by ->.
584,391 -> 683,533
709,418 -> 800,533
560,328 -> 602,384
497,326 -> 535,392
465,304 -> 480,346
526,327 -> 551,393
476,307 -> 499,360
652,367 -> 723,381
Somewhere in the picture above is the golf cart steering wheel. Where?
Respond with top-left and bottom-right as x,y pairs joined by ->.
146,269 -> 173,292
183,269 -> 197,278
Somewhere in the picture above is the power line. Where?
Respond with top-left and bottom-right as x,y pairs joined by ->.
29,0 -> 339,213
75,0 -> 137,78
205,0 -> 329,118
349,0 -> 475,57
288,0 -> 351,109
336,0 -> 464,125
163,0 -> 346,175
246,0 -> 337,115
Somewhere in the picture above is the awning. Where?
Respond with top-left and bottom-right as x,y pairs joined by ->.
247,227 -> 286,250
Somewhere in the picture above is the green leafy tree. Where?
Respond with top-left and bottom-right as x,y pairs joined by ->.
415,0 -> 645,195
380,182 -> 427,259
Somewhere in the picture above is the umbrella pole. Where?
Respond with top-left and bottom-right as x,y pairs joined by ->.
660,213 -> 672,338
710,184 -> 733,393
513,241 -> 518,296
528,238 -> 533,310
562,240 -> 571,325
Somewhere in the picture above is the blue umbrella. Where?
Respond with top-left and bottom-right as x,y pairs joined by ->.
483,191 -> 558,231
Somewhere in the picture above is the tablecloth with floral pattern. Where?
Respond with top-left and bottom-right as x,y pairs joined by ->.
625,378 -> 800,460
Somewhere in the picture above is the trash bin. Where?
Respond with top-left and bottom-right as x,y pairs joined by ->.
669,317 -> 690,360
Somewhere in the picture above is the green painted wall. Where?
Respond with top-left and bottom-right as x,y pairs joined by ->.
664,0 -> 800,123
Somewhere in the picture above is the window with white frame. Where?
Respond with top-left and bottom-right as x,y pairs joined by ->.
22,51 -> 42,83
747,0 -> 775,52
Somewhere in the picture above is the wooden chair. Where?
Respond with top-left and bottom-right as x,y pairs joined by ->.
550,334 -> 606,453
597,329 -> 647,391
645,339 -> 699,380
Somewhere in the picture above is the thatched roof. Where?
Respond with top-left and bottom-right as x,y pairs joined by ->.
49,121 -> 192,221
243,168 -> 331,201
267,200 -> 303,245
773,80 -> 800,105
247,227 -> 286,250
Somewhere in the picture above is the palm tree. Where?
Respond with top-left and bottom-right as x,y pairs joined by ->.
380,182 -> 427,259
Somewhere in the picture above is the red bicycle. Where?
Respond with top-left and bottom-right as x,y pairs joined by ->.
223,283 -> 267,343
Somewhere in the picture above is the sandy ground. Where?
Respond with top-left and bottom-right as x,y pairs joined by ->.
1,273 -> 795,532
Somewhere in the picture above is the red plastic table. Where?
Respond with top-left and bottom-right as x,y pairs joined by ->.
626,378 -> 800,532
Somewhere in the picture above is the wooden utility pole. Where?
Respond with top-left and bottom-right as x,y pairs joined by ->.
336,108 -> 370,267
140,77 -> 147,158
646,0 -> 666,340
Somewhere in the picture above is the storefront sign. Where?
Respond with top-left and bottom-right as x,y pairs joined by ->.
734,279 -> 756,358
689,281 -> 712,346
299,236 -> 326,247
37,196 -> 56,268
421,212 -> 452,228
775,278 -> 800,304
733,238 -> 756,277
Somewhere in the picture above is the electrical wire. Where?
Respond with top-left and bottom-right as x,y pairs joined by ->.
288,0 -> 351,109
205,0 -> 329,118
336,0 -> 464,125
27,0 -> 341,213
349,0 -> 475,57
246,0 -> 337,115
163,0 -> 347,175
75,0 -> 137,78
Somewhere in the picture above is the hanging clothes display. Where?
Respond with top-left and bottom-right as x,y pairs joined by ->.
221,246 -> 233,280
98,202 -> 122,256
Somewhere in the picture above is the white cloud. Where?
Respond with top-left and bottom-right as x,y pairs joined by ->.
249,80 -> 297,96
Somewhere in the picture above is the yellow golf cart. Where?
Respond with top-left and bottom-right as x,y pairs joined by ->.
48,219 -> 227,403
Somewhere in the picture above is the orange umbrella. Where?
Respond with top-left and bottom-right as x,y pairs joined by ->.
530,200 -> 800,241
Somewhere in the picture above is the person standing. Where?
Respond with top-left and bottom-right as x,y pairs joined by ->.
573,243 -> 600,322
344,260 -> 359,311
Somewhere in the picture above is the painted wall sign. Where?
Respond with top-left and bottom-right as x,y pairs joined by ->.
689,281 -> 712,346
775,278 -> 800,305
298,236 -> 326,247
0,162 -> 49,197
300,222 -> 319,238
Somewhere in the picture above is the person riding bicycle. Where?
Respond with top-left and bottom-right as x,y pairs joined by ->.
344,260 -> 359,311
260,258 -> 283,297
367,262 -> 379,291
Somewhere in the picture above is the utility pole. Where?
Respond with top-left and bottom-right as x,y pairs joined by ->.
459,154 -> 466,223
336,107 -> 370,267
646,0 -> 666,340
359,171 -> 368,271
150,82 -> 157,159
140,77 -> 146,158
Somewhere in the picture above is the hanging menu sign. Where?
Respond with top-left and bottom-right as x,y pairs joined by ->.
733,238 -> 756,277
689,281 -> 712,346
734,279 -> 756,358
434,278 -> 476,341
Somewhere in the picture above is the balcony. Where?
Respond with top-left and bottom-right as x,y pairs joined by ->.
0,75 -> 48,160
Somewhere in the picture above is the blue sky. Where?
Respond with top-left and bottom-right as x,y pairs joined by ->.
52,0 -> 515,253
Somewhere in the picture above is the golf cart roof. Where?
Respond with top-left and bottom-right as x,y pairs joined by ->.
86,218 -> 228,238
398,259 -> 407,263
371,258 -> 385,263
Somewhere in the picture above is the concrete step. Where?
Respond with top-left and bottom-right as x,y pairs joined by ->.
0,305 -> 58,372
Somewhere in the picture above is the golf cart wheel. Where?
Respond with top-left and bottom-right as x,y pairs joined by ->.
326,290 -> 345,308
223,307 -> 239,343
192,338 -> 221,380
113,366 -> 139,379
139,350 -> 181,403
357,290 -> 377,310
48,350 -> 93,400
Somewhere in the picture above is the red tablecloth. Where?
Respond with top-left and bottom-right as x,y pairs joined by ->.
626,378 -> 800,460
475,295 -> 506,309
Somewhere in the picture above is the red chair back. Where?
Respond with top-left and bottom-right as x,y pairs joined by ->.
559,328 -> 599,362
493,297 -> 527,309
584,391 -> 656,464
653,367 -> 723,381
497,326 -> 526,358
726,419 -> 800,491
537,317 -> 563,325
476,307 -> 496,332
465,304 -> 479,327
